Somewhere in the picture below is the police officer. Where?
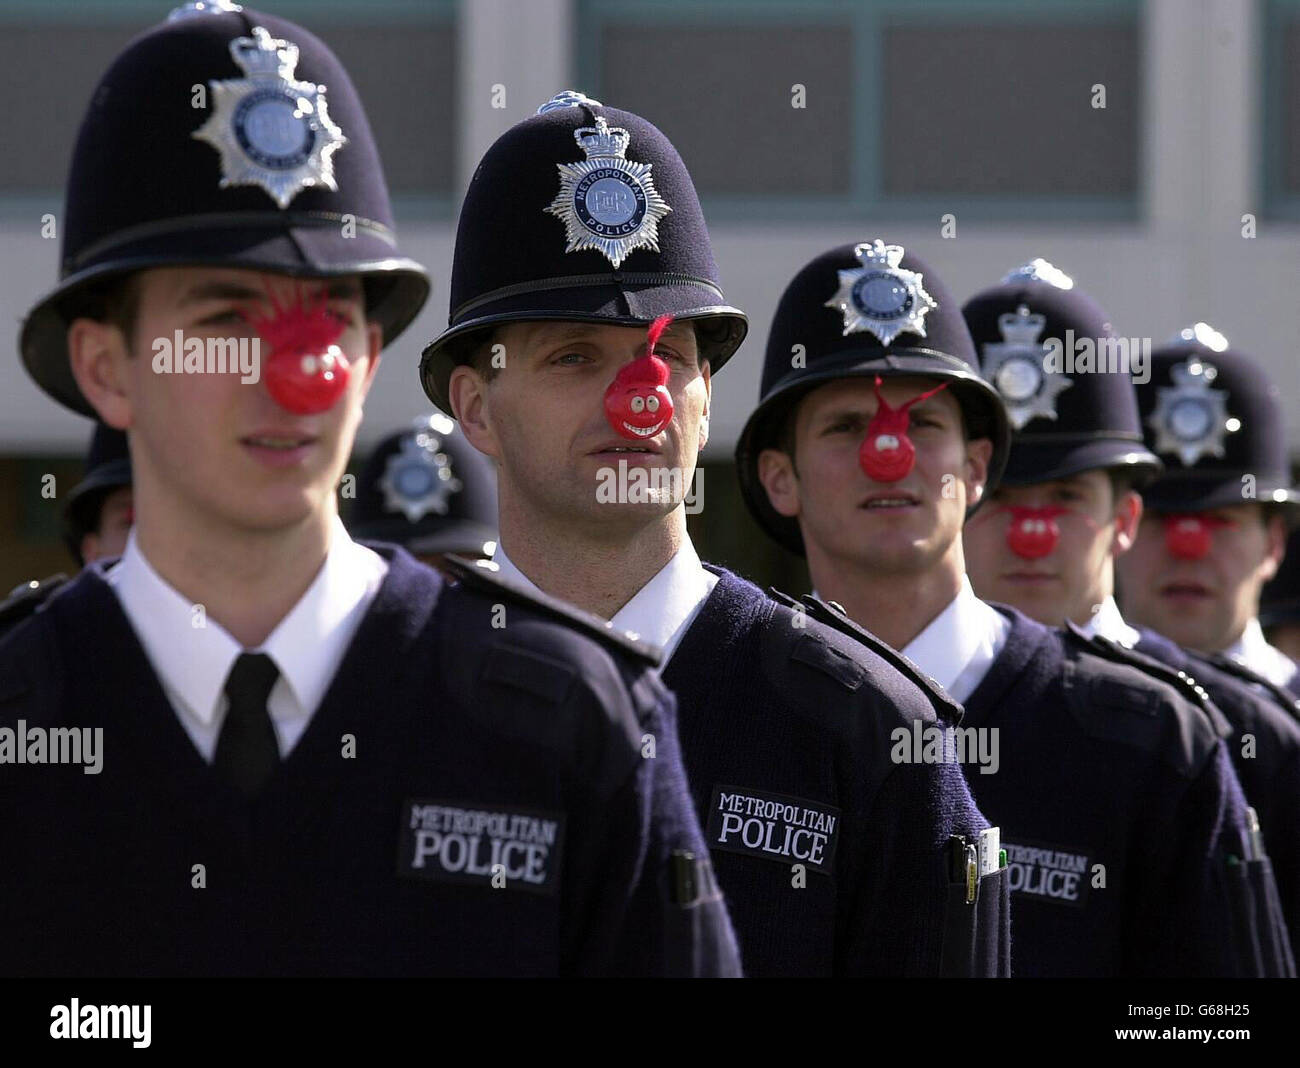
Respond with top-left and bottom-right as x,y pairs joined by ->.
347,413 -> 498,572
1262,525 -> 1300,663
738,239 -> 1293,975
1117,326 -> 1300,696
421,94 -> 1010,977
64,422 -> 134,567
961,261 -> 1300,945
1,6 -> 738,977
0,422 -> 133,638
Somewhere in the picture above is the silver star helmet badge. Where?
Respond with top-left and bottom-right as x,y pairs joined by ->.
192,26 -> 347,209
981,304 -> 1073,430
1148,358 -> 1232,467
546,115 -> 671,269
379,416 -> 464,523
824,240 -> 938,345
1000,258 -> 1075,290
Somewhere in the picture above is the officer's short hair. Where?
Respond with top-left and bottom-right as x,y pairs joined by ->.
66,274 -> 142,346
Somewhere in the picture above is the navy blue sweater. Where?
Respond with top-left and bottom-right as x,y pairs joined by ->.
961,607 -> 1291,976
1132,627 -> 1300,943
663,568 -> 1005,977
0,547 -> 740,977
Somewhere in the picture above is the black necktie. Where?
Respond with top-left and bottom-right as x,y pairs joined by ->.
215,653 -> 281,798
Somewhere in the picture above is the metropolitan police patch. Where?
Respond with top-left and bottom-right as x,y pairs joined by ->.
545,115 -> 671,269
1002,837 -> 1094,908
192,26 -> 347,209
705,785 -> 840,874
397,799 -> 565,895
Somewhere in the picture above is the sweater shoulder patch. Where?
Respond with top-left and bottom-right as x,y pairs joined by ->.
778,590 -> 963,726
1201,652 -> 1300,725
1060,626 -> 1221,776
0,574 -> 69,643
442,555 -> 661,667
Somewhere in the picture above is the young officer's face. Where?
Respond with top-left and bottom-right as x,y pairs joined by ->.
962,470 -> 1139,627
1116,503 -> 1286,652
758,375 -> 990,576
449,320 -> 709,534
81,486 -> 134,565
69,266 -> 381,535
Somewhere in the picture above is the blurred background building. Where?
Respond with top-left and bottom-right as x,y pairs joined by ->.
1,0 -> 1297,591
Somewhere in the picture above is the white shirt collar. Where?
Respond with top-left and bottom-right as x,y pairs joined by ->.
1224,617 -> 1300,689
492,539 -> 717,665
901,576 -> 1010,703
1079,595 -> 1141,649
107,517 -> 387,757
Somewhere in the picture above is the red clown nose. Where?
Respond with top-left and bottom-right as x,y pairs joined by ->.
243,283 -> 351,415
1164,514 -> 1235,560
1004,505 -> 1069,559
858,376 -> 950,482
604,314 -> 676,441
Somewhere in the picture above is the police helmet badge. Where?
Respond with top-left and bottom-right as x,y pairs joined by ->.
379,416 -> 464,523
545,114 -> 672,269
1148,354 -> 1233,467
192,26 -> 347,209
823,239 -> 937,345
981,304 -> 1073,429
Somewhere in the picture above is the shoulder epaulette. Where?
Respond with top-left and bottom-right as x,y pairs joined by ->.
1063,623 -> 1232,737
1200,652 -> 1300,726
768,588 -> 963,725
0,574 -> 70,637
441,554 -> 662,667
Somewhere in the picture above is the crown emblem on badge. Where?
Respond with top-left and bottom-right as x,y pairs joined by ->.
546,113 -> 671,269
980,304 -> 1073,429
192,26 -> 347,209
1148,358 -> 1232,466
824,240 -> 937,345
379,416 -> 464,523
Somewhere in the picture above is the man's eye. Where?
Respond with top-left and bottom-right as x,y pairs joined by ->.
554,351 -> 587,365
197,310 -> 246,326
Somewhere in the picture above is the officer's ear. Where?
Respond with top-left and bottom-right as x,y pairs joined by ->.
448,362 -> 501,462
1111,488 -> 1143,557
353,321 -> 384,399
1260,510 -> 1288,582
757,448 -> 800,519
67,317 -> 132,431
963,436 -> 994,503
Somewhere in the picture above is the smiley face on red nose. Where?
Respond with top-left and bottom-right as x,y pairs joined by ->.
604,314 -> 676,441
244,284 -> 352,415
858,376 -> 950,483
1005,505 -> 1068,559
1164,514 -> 1235,561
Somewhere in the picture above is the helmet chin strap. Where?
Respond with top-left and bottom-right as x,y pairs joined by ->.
858,376 -> 950,482
603,314 -> 676,441
242,280 -> 351,415
1163,513 -> 1236,560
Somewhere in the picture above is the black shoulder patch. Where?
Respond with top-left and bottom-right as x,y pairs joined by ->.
441,554 -> 662,667
1060,624 -> 1222,775
0,574 -> 69,639
1201,652 -> 1300,725
771,589 -> 963,726
1064,624 -> 1232,738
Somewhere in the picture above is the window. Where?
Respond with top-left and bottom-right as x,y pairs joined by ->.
578,0 -> 1141,220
